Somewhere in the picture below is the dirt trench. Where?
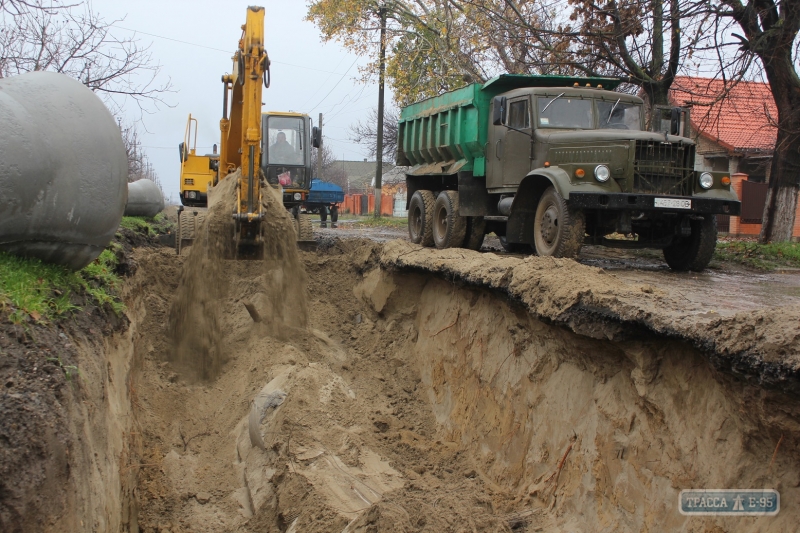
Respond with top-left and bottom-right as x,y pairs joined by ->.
116,205 -> 800,533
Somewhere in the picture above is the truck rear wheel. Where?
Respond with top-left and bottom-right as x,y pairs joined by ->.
408,190 -> 435,246
533,186 -> 585,258
330,205 -> 338,227
663,215 -> 717,272
433,191 -> 467,249
463,216 -> 486,251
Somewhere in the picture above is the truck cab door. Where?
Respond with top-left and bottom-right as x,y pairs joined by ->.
501,97 -> 533,187
487,100 -> 507,190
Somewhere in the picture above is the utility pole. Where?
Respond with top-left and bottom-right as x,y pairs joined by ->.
373,4 -> 387,218
317,112 -> 324,180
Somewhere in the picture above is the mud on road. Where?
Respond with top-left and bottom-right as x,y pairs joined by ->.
317,221 -> 800,317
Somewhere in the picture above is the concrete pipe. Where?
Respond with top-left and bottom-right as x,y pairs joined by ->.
0,71 -> 128,270
125,179 -> 164,217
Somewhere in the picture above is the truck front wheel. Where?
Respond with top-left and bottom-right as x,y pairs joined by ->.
408,190 -> 435,246
533,186 -> 585,258
433,191 -> 467,249
663,215 -> 717,271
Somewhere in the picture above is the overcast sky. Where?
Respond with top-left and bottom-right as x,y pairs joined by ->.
92,0 -> 385,203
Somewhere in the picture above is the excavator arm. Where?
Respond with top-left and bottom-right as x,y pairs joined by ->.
219,6 -> 270,245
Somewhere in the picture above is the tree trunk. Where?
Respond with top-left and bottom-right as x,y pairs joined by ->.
757,69 -> 800,243
642,80 -> 673,130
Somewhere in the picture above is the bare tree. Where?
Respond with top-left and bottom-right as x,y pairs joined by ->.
311,144 -> 348,189
120,120 -> 162,190
349,107 -> 399,163
0,0 -> 172,115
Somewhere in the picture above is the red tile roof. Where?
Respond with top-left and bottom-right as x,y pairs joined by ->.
669,76 -> 776,153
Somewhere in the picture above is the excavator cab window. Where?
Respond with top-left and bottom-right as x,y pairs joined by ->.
262,114 -> 310,189
264,116 -> 306,166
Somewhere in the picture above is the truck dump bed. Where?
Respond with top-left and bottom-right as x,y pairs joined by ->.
396,74 -> 621,177
307,179 -> 344,204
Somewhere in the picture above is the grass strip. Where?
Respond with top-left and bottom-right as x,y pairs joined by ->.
0,247 -> 124,324
714,240 -> 800,270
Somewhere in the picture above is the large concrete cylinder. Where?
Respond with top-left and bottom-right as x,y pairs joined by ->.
125,179 -> 164,217
0,72 -> 128,270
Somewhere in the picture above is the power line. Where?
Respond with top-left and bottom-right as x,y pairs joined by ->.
110,24 -> 349,76
309,56 -> 360,112
300,56 -> 347,109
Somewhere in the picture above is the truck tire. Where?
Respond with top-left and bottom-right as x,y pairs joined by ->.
320,206 -> 328,228
177,210 -> 206,255
330,205 -> 339,227
463,216 -> 486,251
533,186 -> 585,258
433,191 -> 467,249
408,190 -> 435,246
298,214 -> 314,241
663,215 -> 717,272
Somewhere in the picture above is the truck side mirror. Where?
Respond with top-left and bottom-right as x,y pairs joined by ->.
312,126 -> 321,148
492,96 -> 507,126
178,141 -> 187,162
670,107 -> 681,135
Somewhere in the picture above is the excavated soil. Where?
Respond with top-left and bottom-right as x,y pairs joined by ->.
119,221 -> 800,533
8,182 -> 799,532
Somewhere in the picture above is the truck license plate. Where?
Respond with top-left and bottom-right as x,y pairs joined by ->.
654,198 -> 691,209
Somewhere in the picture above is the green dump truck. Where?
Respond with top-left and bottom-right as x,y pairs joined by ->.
397,75 -> 741,271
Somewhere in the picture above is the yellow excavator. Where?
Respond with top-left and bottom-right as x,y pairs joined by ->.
176,5 -> 318,255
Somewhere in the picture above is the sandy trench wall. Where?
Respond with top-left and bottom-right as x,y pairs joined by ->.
357,266 -> 800,533
13,306 -> 141,533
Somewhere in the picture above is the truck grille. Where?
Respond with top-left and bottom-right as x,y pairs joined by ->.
552,148 -> 613,164
633,141 -> 694,195
184,178 -> 194,185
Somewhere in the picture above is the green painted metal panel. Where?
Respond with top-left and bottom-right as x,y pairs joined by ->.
397,74 -> 623,177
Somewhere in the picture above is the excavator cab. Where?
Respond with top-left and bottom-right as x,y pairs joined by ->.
262,112 -> 313,206
262,111 -> 319,248
179,114 -> 219,207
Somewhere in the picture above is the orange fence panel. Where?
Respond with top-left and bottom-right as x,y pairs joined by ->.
381,195 -> 393,216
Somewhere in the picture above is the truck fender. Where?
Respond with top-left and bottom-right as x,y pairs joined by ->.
505,169 -> 569,245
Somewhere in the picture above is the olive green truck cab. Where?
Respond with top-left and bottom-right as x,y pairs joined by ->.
397,74 -> 741,271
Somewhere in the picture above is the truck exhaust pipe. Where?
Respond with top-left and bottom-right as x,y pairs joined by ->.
497,196 -> 514,216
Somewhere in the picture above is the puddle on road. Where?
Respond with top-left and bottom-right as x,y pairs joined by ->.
579,248 -> 800,315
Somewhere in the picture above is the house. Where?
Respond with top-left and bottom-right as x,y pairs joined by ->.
669,76 -> 776,182
332,159 -> 395,194
669,76 -> 800,238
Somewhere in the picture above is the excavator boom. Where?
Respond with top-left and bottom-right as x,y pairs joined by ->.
220,6 -> 270,246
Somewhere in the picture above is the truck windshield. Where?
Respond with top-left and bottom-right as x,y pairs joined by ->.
537,97 -> 593,129
265,116 -> 306,166
597,100 -> 642,130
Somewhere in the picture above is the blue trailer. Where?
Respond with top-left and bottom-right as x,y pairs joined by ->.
304,179 -> 344,227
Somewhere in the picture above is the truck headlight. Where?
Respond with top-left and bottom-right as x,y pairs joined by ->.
594,165 -> 610,182
293,192 -> 302,201
699,172 -> 714,189
187,191 -> 197,199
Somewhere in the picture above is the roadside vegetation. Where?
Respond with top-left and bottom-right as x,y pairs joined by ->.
714,240 -> 800,270
119,213 -> 173,237
0,214 -> 169,325
0,248 -> 123,324
330,214 -> 408,229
